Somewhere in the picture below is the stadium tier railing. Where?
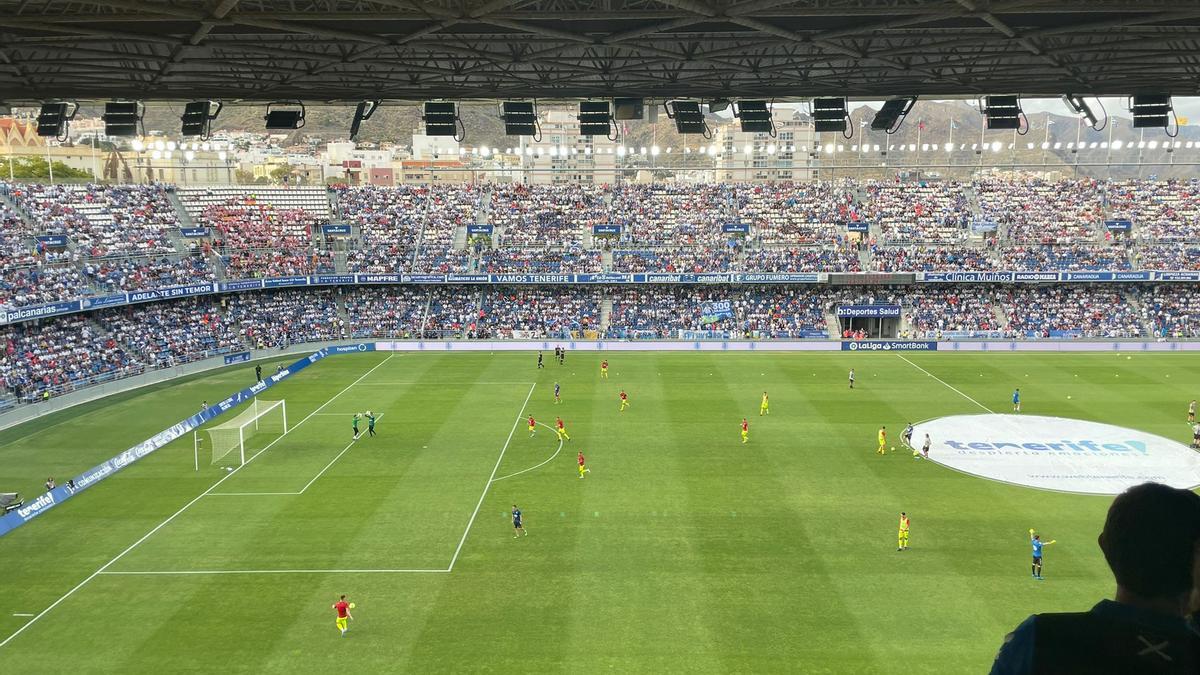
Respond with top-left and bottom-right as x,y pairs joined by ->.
7,270 -> 1200,327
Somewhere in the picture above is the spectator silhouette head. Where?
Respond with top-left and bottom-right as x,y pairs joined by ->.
1099,482 -> 1200,614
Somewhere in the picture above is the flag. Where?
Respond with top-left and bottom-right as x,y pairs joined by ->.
950,121 -> 959,129
918,120 -> 926,131
1179,116 -> 1190,126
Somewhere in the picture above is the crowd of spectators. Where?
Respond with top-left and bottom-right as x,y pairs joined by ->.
997,286 -> 1145,338
609,184 -> 733,247
904,287 -> 1003,338
1134,244 -> 1200,271
423,288 -> 483,337
873,246 -> 993,272
480,246 -> 602,274
613,248 -> 734,273
6,183 -> 179,258
225,289 -> 344,348
1136,285 -> 1200,338
741,246 -> 862,272
1001,244 -> 1132,271
340,185 -> 424,274
84,256 -> 215,293
491,185 -> 606,248
733,182 -> 858,245
1107,179 -> 1200,242
97,298 -> 240,367
202,197 -> 333,278
606,287 -> 736,338
347,287 -> 429,338
1,316 -> 135,402
976,177 -> 1103,243
478,288 -> 601,338
735,288 -> 828,338
864,180 -> 972,242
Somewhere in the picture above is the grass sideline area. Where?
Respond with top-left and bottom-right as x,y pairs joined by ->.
1,351 -> 1198,672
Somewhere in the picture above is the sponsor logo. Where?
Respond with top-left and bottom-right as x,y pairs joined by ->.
224,351 -> 251,365
15,492 -> 55,519
1014,271 -> 1059,282
943,439 -> 1147,454
916,414 -> 1200,494
924,272 -> 1013,282
836,305 -> 901,318
490,274 -> 572,284
843,341 -> 937,351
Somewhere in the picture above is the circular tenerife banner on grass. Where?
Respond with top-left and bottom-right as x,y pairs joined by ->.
912,414 -> 1200,495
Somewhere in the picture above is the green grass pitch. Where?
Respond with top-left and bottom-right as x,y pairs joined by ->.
1,351 -> 1198,673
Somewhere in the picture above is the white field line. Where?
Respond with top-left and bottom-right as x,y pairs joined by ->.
491,422 -> 565,482
97,568 -> 447,576
351,382 -> 533,386
896,355 -> 994,414
0,354 -> 395,650
11,614 -> 33,617
445,382 -> 537,572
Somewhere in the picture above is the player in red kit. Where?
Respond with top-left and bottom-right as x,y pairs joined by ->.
577,450 -> 590,478
332,595 -> 354,636
619,389 -> 629,412
527,415 -> 536,437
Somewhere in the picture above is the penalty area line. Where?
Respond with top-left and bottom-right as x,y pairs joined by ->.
206,412 -> 387,496
896,355 -> 994,414
491,421 -> 565,483
446,382 -> 536,572
0,354 -> 395,651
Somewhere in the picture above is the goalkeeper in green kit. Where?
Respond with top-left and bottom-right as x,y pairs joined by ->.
352,413 -> 361,440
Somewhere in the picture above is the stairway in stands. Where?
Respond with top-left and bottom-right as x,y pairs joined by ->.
857,248 -> 872,271
599,295 -> 614,336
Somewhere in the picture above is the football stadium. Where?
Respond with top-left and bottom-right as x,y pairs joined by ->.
2,2 -> 1200,673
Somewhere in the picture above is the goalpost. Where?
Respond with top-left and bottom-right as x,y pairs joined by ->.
196,399 -> 288,469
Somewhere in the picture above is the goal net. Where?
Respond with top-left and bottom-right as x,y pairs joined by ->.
206,399 -> 288,466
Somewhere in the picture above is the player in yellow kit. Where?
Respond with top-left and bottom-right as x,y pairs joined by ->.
877,426 -> 887,454
600,359 -> 609,379
555,416 -> 571,442
741,418 -> 749,444
898,512 -> 910,551
759,391 -> 769,416
619,389 -> 630,412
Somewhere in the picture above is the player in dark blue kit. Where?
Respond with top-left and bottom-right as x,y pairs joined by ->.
554,382 -> 561,404
1013,388 -> 1021,413
512,504 -> 527,537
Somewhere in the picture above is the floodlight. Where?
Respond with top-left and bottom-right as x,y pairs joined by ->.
578,101 -> 612,137
734,100 -> 773,134
665,101 -> 708,135
103,101 -> 142,137
36,102 -> 77,139
813,98 -> 848,134
264,102 -> 305,130
871,97 -> 917,133
984,96 -> 1022,130
181,101 -> 223,138
423,102 -> 460,138
500,101 -> 538,136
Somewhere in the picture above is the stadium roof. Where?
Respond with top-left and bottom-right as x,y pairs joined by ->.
0,0 -> 1198,103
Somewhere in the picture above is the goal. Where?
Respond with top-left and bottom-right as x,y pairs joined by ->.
203,399 -> 288,467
